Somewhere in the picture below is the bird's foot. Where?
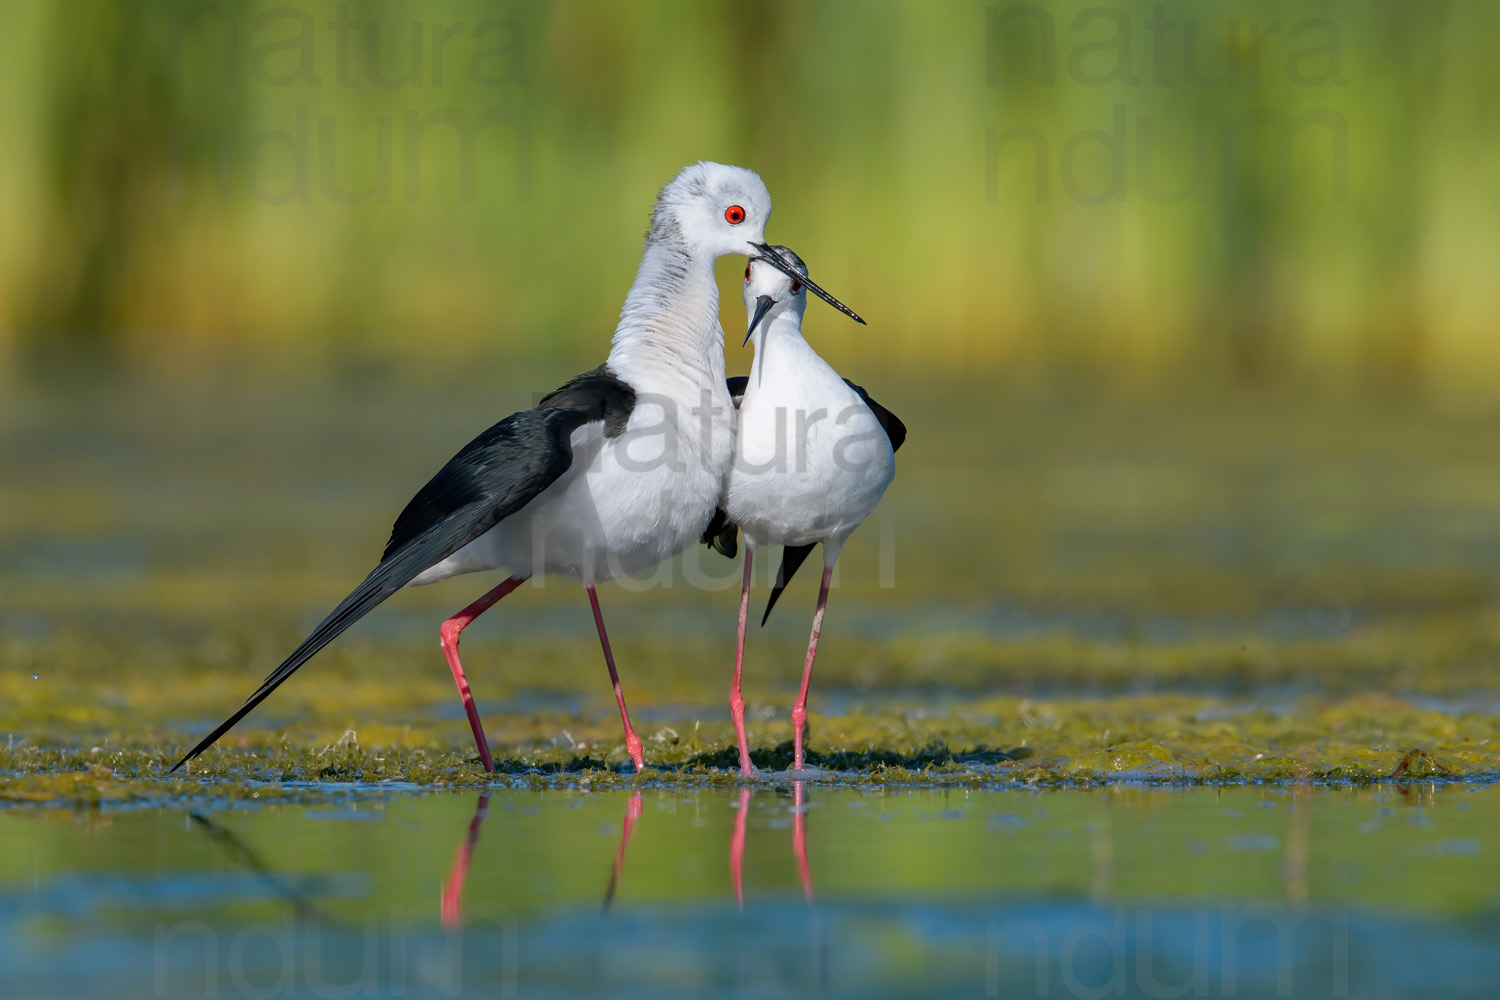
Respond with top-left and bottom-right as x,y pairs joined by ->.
624,735 -> 646,773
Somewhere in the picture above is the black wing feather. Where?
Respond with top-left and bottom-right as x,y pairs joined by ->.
171,401 -> 604,772
841,379 -> 906,453
383,409 -> 576,562
761,543 -> 816,626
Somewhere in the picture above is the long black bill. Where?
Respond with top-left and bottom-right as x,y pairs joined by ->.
744,295 -> 774,346
751,242 -> 866,325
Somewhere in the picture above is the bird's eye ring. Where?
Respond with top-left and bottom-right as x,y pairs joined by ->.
725,205 -> 746,225
744,264 -> 752,281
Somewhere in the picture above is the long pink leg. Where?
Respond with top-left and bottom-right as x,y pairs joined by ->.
730,786 -> 751,911
441,793 -> 489,929
793,780 -> 814,904
439,576 -> 526,773
791,565 -> 834,772
601,791 -> 643,913
730,549 -> 755,776
586,584 -> 646,772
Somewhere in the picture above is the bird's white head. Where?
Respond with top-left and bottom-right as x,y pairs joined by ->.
742,245 -> 808,343
647,162 -> 772,259
741,244 -> 865,346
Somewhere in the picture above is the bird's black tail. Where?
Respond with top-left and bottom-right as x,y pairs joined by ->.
762,543 -> 817,627
169,555 -> 420,772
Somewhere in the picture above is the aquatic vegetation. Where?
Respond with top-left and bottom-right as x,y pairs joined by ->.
3,683 -> 1496,806
6,382 -> 1500,805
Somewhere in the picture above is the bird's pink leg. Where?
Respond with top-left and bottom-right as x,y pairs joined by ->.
791,565 -> 833,772
440,576 -> 526,773
730,786 -> 751,911
586,585 -> 645,772
730,549 -> 754,776
441,793 -> 489,929
793,780 -> 814,904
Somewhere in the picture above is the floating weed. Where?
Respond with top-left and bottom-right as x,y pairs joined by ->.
2,687 -> 1497,808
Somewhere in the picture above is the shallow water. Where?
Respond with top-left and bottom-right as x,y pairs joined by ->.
8,382 -> 1500,992
4,783 -> 1498,998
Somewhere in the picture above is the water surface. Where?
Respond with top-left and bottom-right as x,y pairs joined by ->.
4,783 -> 1498,998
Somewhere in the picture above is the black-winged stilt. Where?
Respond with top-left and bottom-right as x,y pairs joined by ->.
709,245 -> 906,776
172,162 -> 776,775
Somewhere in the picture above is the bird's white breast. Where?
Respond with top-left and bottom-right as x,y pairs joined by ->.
724,330 -> 894,549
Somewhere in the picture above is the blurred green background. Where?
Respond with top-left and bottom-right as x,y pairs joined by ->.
1,0 -> 1496,391
7,10 -> 1500,993
5,1 -> 1500,766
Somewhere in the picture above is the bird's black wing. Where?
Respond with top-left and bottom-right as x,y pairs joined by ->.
841,379 -> 907,453
383,366 -> 635,562
761,542 -> 816,626
760,381 -> 906,624
171,367 -> 636,772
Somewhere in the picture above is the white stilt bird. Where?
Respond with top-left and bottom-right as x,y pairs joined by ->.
706,244 -> 906,776
172,162 -> 775,775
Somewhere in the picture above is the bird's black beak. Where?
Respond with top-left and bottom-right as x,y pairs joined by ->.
744,295 -> 774,346
750,242 -> 866,325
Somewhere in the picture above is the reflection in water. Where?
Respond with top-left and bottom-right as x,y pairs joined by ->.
1090,811 -> 1113,903
601,791 -> 643,913
189,811 -> 326,925
1284,788 -> 1309,906
792,781 -> 815,904
7,785 -> 1500,997
441,783 -> 822,926
730,787 -> 750,911
442,789 -> 651,925
731,781 -> 818,911
440,793 -> 488,929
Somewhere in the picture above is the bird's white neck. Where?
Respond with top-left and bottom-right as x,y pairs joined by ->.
608,240 -> 726,397
747,309 -> 811,389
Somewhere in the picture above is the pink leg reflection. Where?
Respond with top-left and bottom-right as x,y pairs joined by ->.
730,787 -> 751,911
793,780 -> 814,904
601,791 -> 644,913
440,793 -> 489,929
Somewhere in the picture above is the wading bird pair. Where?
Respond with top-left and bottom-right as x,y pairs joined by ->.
171,163 -> 902,778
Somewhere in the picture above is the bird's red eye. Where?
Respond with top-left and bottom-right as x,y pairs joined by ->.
744,264 -> 752,281
725,205 -> 745,224
791,281 -> 802,294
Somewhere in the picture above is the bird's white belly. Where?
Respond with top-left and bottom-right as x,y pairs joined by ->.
724,394 -> 894,549
411,400 -> 732,587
